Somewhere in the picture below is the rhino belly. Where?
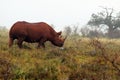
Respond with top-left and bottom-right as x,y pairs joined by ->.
24,36 -> 40,43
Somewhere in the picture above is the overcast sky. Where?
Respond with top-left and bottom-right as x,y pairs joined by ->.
0,0 -> 120,31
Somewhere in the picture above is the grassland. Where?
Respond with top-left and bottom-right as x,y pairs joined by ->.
0,28 -> 120,80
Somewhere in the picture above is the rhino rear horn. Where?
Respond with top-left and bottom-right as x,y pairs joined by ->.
57,31 -> 62,35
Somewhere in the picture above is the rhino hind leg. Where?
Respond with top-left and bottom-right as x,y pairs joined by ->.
17,37 -> 25,48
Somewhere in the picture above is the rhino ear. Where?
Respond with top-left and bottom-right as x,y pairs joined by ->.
57,31 -> 62,35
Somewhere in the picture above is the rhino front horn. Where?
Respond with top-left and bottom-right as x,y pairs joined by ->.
63,36 -> 67,41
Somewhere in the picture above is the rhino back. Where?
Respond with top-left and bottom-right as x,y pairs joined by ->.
9,21 -> 58,42
9,21 -> 28,39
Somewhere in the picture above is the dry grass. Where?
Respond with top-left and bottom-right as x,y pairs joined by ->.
0,28 -> 120,80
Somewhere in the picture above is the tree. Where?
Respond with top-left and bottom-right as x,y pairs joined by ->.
88,7 -> 120,38
63,26 -> 72,36
72,24 -> 79,36
80,25 -> 105,38
80,26 -> 90,37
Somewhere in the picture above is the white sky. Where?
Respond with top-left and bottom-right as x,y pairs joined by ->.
0,0 -> 120,31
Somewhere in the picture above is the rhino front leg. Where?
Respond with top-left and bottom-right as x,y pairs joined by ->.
37,38 -> 46,48
37,43 -> 45,48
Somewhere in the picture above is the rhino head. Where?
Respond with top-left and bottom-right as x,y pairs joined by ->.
51,31 -> 67,47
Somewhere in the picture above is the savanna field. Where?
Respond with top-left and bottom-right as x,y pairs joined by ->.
0,28 -> 120,80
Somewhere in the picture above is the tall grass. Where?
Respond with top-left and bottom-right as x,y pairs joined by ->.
0,28 -> 120,80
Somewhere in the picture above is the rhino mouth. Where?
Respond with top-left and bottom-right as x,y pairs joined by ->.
58,43 -> 64,47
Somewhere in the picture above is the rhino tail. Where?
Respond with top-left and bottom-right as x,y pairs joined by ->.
9,37 -> 14,47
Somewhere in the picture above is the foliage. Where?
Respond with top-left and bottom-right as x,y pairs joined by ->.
87,7 -> 120,38
63,26 -> 72,36
0,28 -> 120,80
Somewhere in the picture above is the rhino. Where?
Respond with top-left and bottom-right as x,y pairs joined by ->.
9,21 -> 67,48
